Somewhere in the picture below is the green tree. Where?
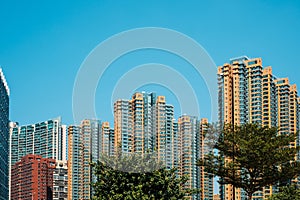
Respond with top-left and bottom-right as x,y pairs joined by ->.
91,151 -> 197,199
197,123 -> 300,199
268,185 -> 300,200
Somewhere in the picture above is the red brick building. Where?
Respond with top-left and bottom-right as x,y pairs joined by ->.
11,154 -> 56,200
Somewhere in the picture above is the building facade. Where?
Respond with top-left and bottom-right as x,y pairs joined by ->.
81,119 -> 101,200
114,99 -> 132,153
67,125 -> 82,200
61,125 -> 68,161
114,92 -> 175,168
9,117 -> 64,167
68,120 -> 108,200
199,118 -> 214,200
0,68 -> 9,200
218,56 -> 300,199
11,154 -> 55,200
177,115 -> 201,200
101,122 -> 114,156
113,92 -> 212,199
53,160 -> 68,200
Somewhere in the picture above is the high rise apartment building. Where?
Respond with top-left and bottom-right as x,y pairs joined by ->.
199,118 -> 214,200
9,118 -> 64,167
114,92 -> 175,169
0,68 -> 9,200
67,125 -> 82,200
68,119 -> 112,200
177,115 -> 213,200
113,92 -> 212,200
9,118 -> 66,200
114,99 -> 132,153
101,122 -> 114,156
81,119 -> 101,200
218,56 -> 300,199
11,154 -> 55,200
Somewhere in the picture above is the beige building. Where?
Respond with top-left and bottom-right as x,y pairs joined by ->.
218,56 -> 300,199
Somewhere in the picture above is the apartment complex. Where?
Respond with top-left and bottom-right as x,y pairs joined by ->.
0,68 -> 9,200
217,56 -> 300,199
114,92 -> 175,168
113,92 -> 213,199
68,120 -> 115,200
10,154 -> 55,200
9,117 -> 65,167
176,116 -> 213,200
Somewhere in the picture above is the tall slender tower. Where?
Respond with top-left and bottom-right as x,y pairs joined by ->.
81,119 -> 101,200
177,115 -> 201,200
199,118 -> 214,200
0,68 -> 9,200
67,125 -> 82,200
102,121 -> 113,156
165,104 -> 174,170
131,92 -> 145,154
155,96 -> 167,165
114,99 -> 132,153
218,56 -> 300,199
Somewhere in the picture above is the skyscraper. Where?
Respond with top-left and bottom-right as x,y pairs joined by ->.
81,119 -> 101,200
114,99 -> 132,153
199,118 -> 214,200
0,68 -> 9,200
112,92 -> 215,199
177,115 -> 201,200
9,118 -> 65,200
101,122 -> 114,156
113,92 -> 175,168
67,125 -> 82,200
9,117 -> 64,166
218,56 -> 300,199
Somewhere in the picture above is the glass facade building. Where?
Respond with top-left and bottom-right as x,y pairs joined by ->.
9,118 -> 63,167
0,68 -> 9,200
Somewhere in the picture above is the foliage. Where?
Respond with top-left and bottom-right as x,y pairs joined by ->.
91,151 -> 197,200
268,185 -> 300,200
197,123 -> 300,199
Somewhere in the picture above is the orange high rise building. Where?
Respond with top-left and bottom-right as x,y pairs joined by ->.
218,56 -> 300,199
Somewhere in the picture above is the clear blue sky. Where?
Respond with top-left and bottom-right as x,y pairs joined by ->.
1,0 -> 300,126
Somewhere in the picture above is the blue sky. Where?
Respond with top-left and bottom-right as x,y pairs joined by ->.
1,0 -> 300,127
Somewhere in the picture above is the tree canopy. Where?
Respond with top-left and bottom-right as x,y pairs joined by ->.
198,123 -> 300,199
91,152 -> 196,199
268,185 -> 300,200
